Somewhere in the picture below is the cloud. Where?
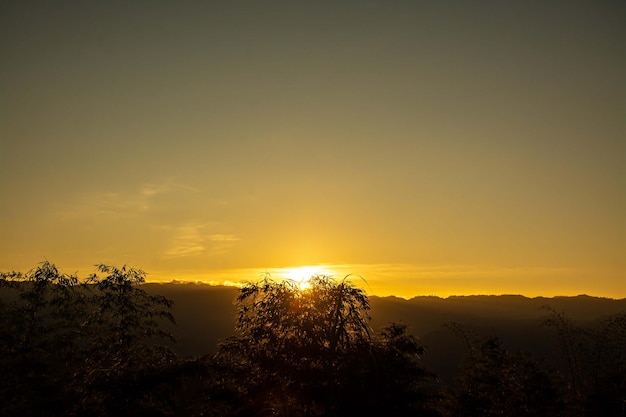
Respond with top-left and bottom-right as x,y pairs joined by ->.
56,191 -> 148,219
140,181 -> 200,198
56,179 -> 201,220
208,234 -> 239,242
164,224 -> 239,258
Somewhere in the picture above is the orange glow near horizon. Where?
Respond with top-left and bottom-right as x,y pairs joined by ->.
135,262 -> 625,300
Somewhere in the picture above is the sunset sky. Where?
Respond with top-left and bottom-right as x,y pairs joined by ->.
1,0 -> 624,298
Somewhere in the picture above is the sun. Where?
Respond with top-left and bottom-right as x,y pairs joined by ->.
283,266 -> 329,290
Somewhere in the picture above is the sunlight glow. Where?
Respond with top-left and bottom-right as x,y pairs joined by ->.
282,266 -> 332,290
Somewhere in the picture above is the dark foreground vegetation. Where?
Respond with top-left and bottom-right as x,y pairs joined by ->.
1,262 -> 625,417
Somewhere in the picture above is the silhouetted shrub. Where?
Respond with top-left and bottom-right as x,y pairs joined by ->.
447,323 -> 561,417
544,306 -> 626,417
217,275 -> 439,416
0,262 -> 177,417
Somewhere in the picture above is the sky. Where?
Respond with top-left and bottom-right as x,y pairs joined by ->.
1,0 -> 624,298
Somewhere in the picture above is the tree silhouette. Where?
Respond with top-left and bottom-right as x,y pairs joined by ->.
343,322 -> 440,417
217,274 -> 439,417
544,306 -> 626,417
9,261 -> 617,417
0,262 -> 180,417
448,323 -> 561,417
587,312 -> 626,417
217,274 -> 372,416
0,261 -> 86,417
76,264 -> 177,416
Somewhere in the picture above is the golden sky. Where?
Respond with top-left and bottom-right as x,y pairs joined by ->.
1,1 -> 624,298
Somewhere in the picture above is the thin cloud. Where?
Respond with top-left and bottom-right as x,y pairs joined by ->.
56,191 -> 148,219
56,180 -> 201,220
164,224 -> 239,258
140,180 -> 200,198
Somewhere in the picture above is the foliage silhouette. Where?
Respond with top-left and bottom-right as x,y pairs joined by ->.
76,264 -> 177,416
0,262 -> 177,417
2,261 -> 623,417
216,274 -> 437,417
0,261 -> 86,417
543,305 -> 626,417
216,274 -> 372,416
447,322 -> 561,417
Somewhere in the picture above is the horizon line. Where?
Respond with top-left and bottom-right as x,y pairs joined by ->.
143,279 -> 626,301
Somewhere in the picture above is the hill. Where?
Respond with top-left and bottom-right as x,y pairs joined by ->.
145,283 -> 626,382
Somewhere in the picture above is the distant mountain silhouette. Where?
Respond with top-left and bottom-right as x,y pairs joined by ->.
144,283 -> 626,382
